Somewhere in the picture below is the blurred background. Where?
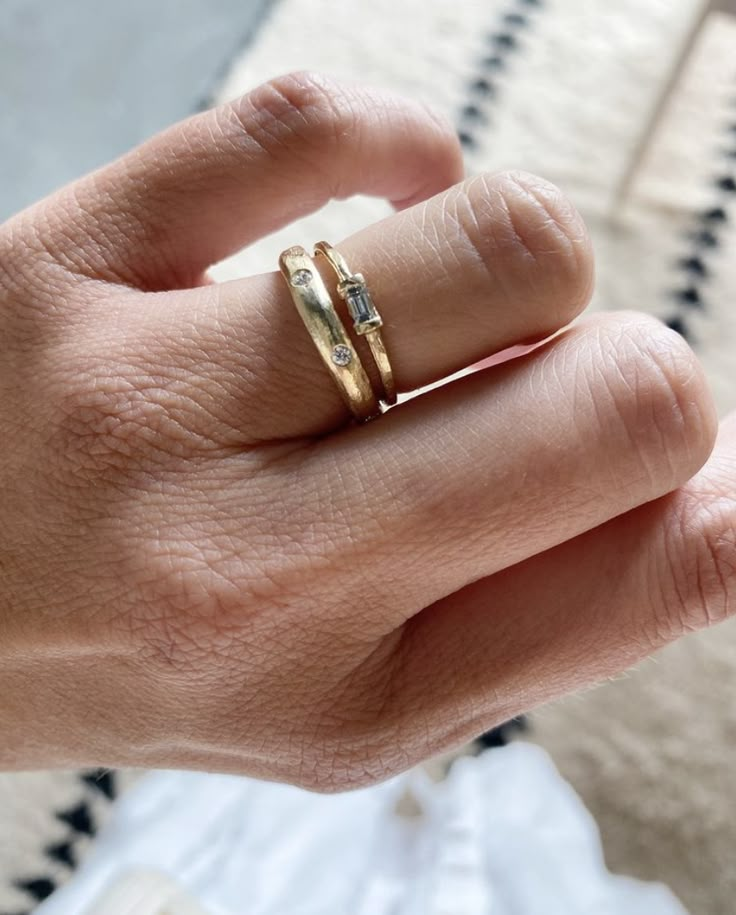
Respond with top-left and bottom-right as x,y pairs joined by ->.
0,0 -> 272,219
1,1 -> 735,914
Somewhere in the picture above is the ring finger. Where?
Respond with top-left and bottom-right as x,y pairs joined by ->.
109,169 -> 594,442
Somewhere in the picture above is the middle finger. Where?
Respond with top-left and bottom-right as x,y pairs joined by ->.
292,310 -> 717,634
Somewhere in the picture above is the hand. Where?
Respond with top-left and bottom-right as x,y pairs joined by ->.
0,72 -> 730,789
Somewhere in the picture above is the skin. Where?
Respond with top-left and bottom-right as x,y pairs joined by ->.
0,71 -> 733,790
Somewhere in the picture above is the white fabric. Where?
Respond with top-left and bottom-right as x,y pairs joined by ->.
37,744 -> 686,915
79,871 -> 210,915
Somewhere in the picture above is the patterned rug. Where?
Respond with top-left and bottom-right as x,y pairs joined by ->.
1,1 -> 734,913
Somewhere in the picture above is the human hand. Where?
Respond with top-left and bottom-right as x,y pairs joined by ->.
0,72 -> 731,788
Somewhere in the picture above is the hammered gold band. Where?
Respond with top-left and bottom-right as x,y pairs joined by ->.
279,246 -> 380,423
314,241 -> 397,406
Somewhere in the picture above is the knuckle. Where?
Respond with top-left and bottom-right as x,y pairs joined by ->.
296,660 -> 411,792
229,71 -> 351,163
592,313 -> 716,490
1,204 -> 110,335
452,170 -> 593,332
129,556 -> 253,673
295,753 -> 378,793
0,217 -> 68,325
0,223 -> 21,293
298,735 -> 406,793
657,487 -> 736,638
48,351 -> 194,479
52,365 -> 153,476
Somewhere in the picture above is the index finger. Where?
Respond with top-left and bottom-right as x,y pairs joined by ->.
14,72 -> 464,292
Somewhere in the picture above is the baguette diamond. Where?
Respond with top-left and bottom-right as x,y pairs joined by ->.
343,277 -> 383,334
312,240 -> 396,408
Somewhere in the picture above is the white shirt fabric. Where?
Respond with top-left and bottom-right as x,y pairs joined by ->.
37,743 -> 687,915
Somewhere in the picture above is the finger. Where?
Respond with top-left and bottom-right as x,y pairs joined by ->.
292,310 -> 717,635
21,72 -> 464,290
115,170 -> 593,441
358,410 -> 735,780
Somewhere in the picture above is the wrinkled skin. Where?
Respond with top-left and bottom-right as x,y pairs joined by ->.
0,72 -> 733,790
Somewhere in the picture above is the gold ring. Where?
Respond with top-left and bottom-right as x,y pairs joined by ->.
314,241 -> 397,406
279,245 -> 380,423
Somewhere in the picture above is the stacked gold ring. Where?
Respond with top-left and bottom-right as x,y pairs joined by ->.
279,242 -> 396,422
279,246 -> 380,422
314,241 -> 397,407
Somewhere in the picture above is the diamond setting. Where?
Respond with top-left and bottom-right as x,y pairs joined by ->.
342,277 -> 383,334
291,269 -> 313,287
331,344 -> 352,367
345,283 -> 375,323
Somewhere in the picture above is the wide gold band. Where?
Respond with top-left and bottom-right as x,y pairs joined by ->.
279,246 -> 380,422
314,241 -> 397,406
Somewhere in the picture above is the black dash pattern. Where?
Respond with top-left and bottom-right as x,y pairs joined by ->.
14,878 -> 56,903
476,716 -> 530,750
13,771 -> 119,910
55,800 -> 95,836
666,98 -> 735,339
456,0 -> 545,150
81,768 -> 117,800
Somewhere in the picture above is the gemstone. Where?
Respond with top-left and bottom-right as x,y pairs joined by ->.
291,269 -> 312,287
345,284 -> 377,324
331,344 -> 352,366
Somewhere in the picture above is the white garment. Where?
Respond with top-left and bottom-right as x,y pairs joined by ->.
37,743 -> 687,915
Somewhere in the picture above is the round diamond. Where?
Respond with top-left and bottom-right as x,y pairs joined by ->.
291,269 -> 313,287
331,344 -> 352,367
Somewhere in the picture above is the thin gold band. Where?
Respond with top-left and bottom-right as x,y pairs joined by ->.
314,241 -> 397,406
279,245 -> 380,422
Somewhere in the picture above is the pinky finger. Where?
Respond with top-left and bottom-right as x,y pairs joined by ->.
333,414 -> 736,786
